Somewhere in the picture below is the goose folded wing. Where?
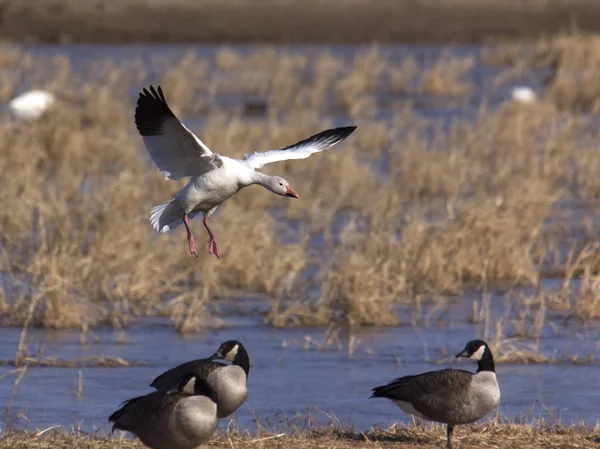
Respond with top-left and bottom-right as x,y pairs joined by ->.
373,369 -> 472,405
150,359 -> 227,391
109,393 -> 179,431
135,85 -> 222,180
243,126 -> 357,170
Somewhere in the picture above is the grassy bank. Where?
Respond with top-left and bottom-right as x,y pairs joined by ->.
1,421 -> 598,448
3,0 -> 600,44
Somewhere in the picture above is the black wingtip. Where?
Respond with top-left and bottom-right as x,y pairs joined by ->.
138,85 -> 167,104
135,84 -> 176,137
304,125 -> 357,148
322,126 -> 357,145
329,125 -> 357,139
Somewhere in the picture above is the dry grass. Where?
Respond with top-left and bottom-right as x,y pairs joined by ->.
0,41 -> 600,333
0,355 -> 148,368
6,0 -> 600,44
0,419 -> 598,449
485,33 -> 600,113
419,53 -> 474,96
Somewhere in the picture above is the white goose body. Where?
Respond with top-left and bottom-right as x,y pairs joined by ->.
175,157 -> 256,216
9,90 -> 55,120
511,86 -> 537,104
136,85 -> 357,258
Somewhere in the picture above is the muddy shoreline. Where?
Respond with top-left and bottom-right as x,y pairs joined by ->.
3,0 -> 600,44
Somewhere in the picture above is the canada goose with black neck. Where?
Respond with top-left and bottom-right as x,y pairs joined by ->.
109,373 -> 218,449
371,340 -> 500,449
151,340 -> 250,419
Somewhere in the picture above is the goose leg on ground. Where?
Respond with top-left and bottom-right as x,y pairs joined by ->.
183,213 -> 197,257
447,425 -> 454,449
203,217 -> 222,258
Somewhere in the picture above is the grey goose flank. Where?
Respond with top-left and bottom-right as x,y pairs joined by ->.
151,340 -> 249,419
371,340 -> 500,449
109,373 -> 218,449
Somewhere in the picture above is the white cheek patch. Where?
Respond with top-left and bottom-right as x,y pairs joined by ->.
470,345 -> 486,361
181,376 -> 196,394
225,344 -> 239,361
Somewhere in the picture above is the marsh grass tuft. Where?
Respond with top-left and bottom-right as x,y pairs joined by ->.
419,53 -> 474,96
0,355 -> 149,368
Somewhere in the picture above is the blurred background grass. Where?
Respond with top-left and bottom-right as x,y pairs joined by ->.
2,0 -> 600,44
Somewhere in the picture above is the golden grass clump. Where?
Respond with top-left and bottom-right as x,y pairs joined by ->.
419,53 -> 474,96
288,180 -> 552,327
158,52 -> 212,115
484,34 -> 600,113
557,243 -> 600,321
267,95 -> 576,326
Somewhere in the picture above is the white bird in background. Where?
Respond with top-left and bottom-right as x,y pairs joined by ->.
510,86 -> 537,104
9,90 -> 55,120
134,85 -> 357,259
509,59 -> 559,105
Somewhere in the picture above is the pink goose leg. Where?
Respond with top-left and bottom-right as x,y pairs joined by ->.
203,217 -> 223,259
183,213 -> 198,257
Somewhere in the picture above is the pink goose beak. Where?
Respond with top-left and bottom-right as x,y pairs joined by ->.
285,186 -> 300,198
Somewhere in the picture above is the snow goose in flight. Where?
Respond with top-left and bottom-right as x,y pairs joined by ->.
135,85 -> 357,259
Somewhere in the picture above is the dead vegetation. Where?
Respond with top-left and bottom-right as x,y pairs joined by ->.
0,39 -> 599,337
0,418 -> 598,449
486,32 -> 600,113
7,0 -> 600,45
419,53 -> 474,96
0,355 -> 148,368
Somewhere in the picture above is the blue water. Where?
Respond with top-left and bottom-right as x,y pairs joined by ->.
0,298 -> 598,433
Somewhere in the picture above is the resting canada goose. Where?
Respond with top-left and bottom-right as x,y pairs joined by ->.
371,340 -> 500,449
109,373 -> 218,449
150,340 -> 249,419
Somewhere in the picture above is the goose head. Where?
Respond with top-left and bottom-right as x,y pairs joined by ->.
455,339 -> 489,361
264,176 -> 299,198
209,340 -> 245,362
